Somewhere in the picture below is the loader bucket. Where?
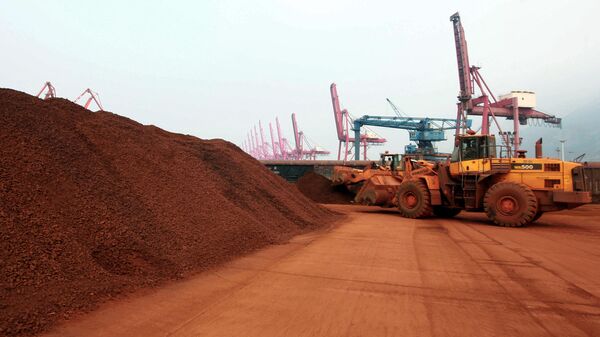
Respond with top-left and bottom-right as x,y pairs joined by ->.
354,174 -> 403,207
331,166 -> 366,186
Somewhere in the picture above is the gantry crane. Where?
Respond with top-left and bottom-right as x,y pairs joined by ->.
333,86 -> 471,161
450,12 -> 561,153
74,88 -> 104,111
330,83 -> 387,161
386,98 -> 405,118
36,82 -> 56,99
275,117 -> 294,160
291,113 -> 330,160
351,115 -> 472,160
244,114 -> 327,160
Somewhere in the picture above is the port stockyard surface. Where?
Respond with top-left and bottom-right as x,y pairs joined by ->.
42,205 -> 600,337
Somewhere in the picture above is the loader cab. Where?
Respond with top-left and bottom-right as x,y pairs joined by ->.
380,153 -> 401,171
451,135 -> 497,162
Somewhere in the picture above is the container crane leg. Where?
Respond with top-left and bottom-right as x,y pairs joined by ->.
455,104 -> 462,146
354,121 -> 361,161
481,96 -> 490,135
512,97 -> 520,152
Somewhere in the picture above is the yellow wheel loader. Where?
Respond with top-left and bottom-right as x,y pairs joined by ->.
397,134 -> 591,226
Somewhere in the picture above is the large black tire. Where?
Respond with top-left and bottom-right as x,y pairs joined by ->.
397,180 -> 433,218
483,182 -> 538,227
433,206 -> 462,218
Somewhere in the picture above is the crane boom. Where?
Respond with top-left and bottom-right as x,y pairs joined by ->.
330,83 -> 346,140
250,131 -> 257,158
450,12 -> 473,102
253,126 -> 262,159
276,117 -> 287,160
352,115 -> 472,160
269,122 -> 278,160
259,121 -> 268,159
386,98 -> 405,118
291,113 -> 302,156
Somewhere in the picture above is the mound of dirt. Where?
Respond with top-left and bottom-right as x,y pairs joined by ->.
0,88 -> 334,337
296,171 -> 354,204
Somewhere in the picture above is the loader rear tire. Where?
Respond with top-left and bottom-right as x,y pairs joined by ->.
433,206 -> 461,218
484,182 -> 538,227
397,180 -> 433,218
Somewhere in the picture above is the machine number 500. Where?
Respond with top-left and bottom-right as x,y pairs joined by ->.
511,163 -> 542,170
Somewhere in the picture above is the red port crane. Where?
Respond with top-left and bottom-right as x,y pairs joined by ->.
244,114 -> 329,160
291,113 -> 330,160
74,88 -> 104,111
450,12 -> 561,153
253,125 -> 264,159
275,117 -> 296,160
259,121 -> 269,159
36,82 -> 56,99
249,131 -> 258,158
269,122 -> 279,159
330,83 -> 386,161
275,117 -> 289,160
291,113 -> 303,159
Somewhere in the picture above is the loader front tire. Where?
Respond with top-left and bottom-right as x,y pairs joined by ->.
397,180 -> 433,218
484,182 -> 538,227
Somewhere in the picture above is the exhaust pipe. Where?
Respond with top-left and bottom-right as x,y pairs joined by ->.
535,138 -> 543,158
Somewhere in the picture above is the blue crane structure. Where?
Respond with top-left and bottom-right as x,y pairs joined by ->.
352,115 -> 472,160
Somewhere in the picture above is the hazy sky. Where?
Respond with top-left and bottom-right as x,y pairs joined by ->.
2,0 -> 599,159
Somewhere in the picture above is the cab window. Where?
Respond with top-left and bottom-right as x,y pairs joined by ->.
457,136 -> 496,161
461,138 -> 479,160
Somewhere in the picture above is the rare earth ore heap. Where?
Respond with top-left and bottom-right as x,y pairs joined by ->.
0,88 -> 335,337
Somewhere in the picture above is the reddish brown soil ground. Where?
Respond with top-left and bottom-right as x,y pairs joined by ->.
0,89 -> 334,337
296,171 -> 353,204
40,204 -> 600,337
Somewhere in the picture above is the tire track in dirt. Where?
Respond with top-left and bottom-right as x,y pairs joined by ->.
412,221 -> 439,337
451,222 -> 598,336
162,228 -> 333,337
416,220 -> 559,336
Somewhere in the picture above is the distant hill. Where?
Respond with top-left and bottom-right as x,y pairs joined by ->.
520,99 -> 600,162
